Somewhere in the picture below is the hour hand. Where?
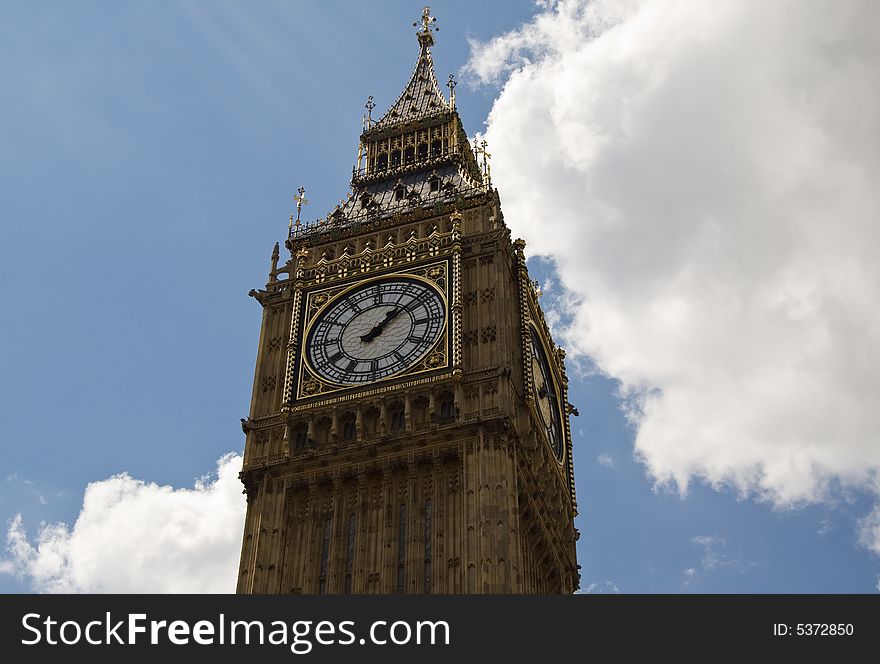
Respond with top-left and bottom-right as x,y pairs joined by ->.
360,308 -> 401,342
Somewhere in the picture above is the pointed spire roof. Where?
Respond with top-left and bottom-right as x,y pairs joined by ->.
373,7 -> 450,129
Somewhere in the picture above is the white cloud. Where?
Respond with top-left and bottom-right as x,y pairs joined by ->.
597,453 -> 615,468
692,534 -> 729,571
467,0 -> 880,524
1,453 -> 244,593
583,578 -> 620,593
858,504 -> 880,557
684,533 -> 753,587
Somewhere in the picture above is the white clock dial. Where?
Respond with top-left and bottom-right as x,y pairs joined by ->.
306,277 -> 446,385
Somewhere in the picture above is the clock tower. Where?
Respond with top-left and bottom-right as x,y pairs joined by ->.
237,8 -> 579,594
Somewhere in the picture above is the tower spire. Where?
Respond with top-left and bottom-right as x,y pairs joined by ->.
414,6 -> 438,51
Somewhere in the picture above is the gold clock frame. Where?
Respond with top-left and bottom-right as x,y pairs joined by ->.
294,260 -> 453,402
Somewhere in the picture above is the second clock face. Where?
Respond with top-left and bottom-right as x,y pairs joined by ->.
305,277 -> 446,386
530,330 -> 565,461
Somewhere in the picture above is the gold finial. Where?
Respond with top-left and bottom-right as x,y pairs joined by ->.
414,6 -> 438,49
289,186 -> 308,236
365,95 -> 375,129
447,73 -> 457,110
474,138 -> 492,186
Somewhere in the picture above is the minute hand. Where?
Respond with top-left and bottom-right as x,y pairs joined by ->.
360,308 -> 402,342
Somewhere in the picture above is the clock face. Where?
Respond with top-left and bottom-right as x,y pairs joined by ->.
530,330 -> 564,461
305,277 -> 446,386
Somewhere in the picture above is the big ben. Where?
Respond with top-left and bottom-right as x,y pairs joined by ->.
237,8 -> 578,594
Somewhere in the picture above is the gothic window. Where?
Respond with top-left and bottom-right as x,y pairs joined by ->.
417,142 -> 428,160
431,139 -> 442,156
397,503 -> 407,594
362,406 -> 380,437
429,175 -> 440,192
292,424 -> 309,451
318,516 -> 332,594
389,402 -> 405,431
439,392 -> 456,424
394,184 -> 406,201
404,146 -> 415,164
391,151 -> 401,168
314,417 -> 332,445
376,153 -> 388,171
341,412 -> 357,442
412,396 -> 429,426
344,513 -> 356,594
424,499 -> 433,594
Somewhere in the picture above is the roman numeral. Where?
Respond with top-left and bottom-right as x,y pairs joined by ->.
329,351 -> 343,363
346,359 -> 358,373
371,360 -> 379,372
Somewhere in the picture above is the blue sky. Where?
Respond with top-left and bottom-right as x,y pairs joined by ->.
1,1 -> 878,593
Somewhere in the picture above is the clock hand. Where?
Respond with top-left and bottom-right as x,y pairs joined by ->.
360,308 -> 402,342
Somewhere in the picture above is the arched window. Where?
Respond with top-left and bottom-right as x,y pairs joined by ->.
389,402 -> 405,431
439,393 -> 456,424
318,516 -> 332,594
314,417 -> 332,445
423,499 -> 433,594
397,503 -> 407,594
292,424 -> 309,451
362,406 -> 380,437
341,412 -> 357,442
412,396 -> 429,426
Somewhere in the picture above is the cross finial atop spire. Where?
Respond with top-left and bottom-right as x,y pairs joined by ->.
365,95 -> 375,128
414,6 -> 438,50
289,186 -> 308,237
447,73 -> 457,110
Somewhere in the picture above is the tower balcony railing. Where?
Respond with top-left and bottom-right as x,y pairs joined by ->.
352,142 -> 464,181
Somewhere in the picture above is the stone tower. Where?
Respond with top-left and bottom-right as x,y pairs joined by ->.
237,8 -> 578,594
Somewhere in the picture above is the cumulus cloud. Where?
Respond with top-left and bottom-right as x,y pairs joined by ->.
1,454 -> 245,593
466,0 -> 880,520
858,504 -> 880,557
